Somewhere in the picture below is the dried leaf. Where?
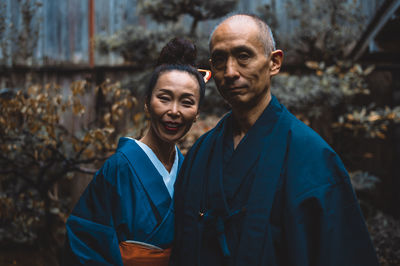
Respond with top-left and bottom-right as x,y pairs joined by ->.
305,61 -> 319,69
368,115 -> 380,122
83,133 -> 91,143
363,153 -> 374,159
94,130 -> 104,140
376,132 -> 386,139
363,65 -> 375,76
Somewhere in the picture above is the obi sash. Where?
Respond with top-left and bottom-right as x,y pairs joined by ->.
119,241 -> 171,266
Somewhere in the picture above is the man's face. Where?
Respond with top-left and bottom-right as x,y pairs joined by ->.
209,19 -> 279,109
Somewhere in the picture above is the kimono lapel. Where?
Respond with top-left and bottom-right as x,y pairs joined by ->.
235,99 -> 291,265
205,119 -> 228,213
223,96 -> 282,203
117,138 -> 173,220
200,97 -> 285,260
206,96 -> 283,212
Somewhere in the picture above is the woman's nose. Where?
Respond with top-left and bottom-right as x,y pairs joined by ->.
168,102 -> 180,117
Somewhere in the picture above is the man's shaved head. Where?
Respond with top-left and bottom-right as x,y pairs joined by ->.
209,14 -> 276,56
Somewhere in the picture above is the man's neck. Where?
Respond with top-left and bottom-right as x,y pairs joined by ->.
231,93 -> 271,149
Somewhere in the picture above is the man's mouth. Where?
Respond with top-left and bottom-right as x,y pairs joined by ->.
227,86 -> 244,95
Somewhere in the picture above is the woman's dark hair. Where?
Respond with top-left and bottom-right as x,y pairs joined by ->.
145,38 -> 206,106
157,37 -> 197,66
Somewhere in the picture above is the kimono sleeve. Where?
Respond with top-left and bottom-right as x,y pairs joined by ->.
63,156 -> 124,266
283,150 -> 379,266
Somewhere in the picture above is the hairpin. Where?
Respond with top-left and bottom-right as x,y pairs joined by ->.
197,69 -> 212,83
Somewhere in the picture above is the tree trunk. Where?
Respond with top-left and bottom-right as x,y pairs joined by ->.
190,18 -> 199,36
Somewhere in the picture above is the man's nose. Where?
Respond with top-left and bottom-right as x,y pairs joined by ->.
224,57 -> 239,80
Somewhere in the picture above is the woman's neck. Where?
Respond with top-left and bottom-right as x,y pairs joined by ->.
139,130 -> 176,172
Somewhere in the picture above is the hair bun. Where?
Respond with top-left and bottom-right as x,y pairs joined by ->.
157,37 -> 197,67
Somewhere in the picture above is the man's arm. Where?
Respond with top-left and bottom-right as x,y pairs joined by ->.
282,144 -> 379,266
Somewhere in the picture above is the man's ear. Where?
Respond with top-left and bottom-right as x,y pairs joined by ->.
269,50 -> 284,76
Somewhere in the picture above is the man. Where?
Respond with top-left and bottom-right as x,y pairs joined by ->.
171,14 -> 379,266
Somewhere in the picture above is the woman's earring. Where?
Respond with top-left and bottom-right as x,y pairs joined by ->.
193,114 -> 199,123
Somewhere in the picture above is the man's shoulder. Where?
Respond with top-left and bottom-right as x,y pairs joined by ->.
282,110 -> 332,151
280,109 -> 349,189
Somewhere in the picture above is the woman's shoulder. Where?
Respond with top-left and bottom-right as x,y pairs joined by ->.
94,151 -> 128,184
95,138 -> 143,185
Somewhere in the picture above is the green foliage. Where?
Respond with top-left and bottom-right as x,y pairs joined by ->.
0,81 -> 138,245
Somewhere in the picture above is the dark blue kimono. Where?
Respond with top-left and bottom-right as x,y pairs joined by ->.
63,137 -> 183,265
171,96 -> 379,266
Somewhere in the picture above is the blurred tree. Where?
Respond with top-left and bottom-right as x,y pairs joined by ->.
97,24 -> 184,66
138,0 -> 238,35
97,0 -> 238,65
0,80 -> 139,249
258,0 -> 366,64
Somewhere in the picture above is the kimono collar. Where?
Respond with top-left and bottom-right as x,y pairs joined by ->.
116,137 -> 183,220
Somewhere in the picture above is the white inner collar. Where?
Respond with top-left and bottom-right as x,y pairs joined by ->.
131,138 -> 179,197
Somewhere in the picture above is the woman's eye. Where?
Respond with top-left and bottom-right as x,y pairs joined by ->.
182,100 -> 194,106
158,95 -> 170,102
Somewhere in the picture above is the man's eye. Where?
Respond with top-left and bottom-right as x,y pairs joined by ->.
238,53 -> 250,60
212,55 -> 226,68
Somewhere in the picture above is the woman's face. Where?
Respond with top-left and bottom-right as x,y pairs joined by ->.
147,70 -> 200,144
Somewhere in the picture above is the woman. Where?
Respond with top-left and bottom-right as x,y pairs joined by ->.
63,38 -> 208,265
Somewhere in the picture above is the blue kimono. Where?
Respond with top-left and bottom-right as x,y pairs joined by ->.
171,96 -> 379,266
63,137 -> 183,265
